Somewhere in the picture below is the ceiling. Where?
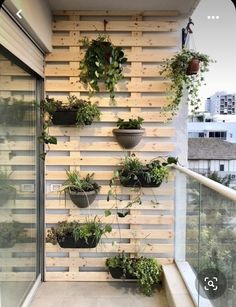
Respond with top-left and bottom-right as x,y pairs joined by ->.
48,0 -> 201,16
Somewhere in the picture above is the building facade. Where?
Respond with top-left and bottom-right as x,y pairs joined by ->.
205,92 -> 236,115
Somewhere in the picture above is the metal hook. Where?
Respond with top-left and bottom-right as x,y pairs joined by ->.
104,19 -> 108,32
182,17 -> 194,48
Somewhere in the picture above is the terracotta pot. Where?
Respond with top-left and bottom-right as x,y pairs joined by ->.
187,58 -> 200,75
113,129 -> 145,149
69,190 -> 97,208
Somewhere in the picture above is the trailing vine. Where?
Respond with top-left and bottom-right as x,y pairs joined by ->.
80,35 -> 127,100
160,48 -> 214,116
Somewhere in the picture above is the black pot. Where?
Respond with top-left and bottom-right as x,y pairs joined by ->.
57,233 -> 100,248
119,171 -> 162,188
52,111 -> 77,125
108,267 -> 136,279
139,173 -> 162,188
69,190 -> 97,208
113,129 -> 145,149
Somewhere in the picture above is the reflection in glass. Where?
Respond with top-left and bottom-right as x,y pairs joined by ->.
0,50 -> 38,307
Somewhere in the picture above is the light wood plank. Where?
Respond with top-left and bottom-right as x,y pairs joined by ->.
52,20 -> 178,32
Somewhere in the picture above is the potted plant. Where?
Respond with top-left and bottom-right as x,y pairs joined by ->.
113,117 -> 145,149
41,95 -> 101,127
116,156 -> 177,188
80,35 -> 127,100
106,252 -> 163,296
0,169 -> 16,206
46,218 -> 112,248
61,170 -> 100,208
0,221 -> 27,248
160,48 -> 213,115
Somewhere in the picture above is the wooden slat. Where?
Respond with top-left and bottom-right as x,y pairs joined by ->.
45,50 -> 174,62
45,214 -> 173,225
45,65 -> 166,78
45,80 -> 170,93
52,20 -> 178,32
48,126 -> 175,137
46,256 -> 173,267
48,141 -> 173,152
46,243 -> 173,253
44,96 -> 170,107
52,35 -> 178,47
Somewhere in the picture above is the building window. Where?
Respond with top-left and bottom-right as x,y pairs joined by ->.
220,164 -> 224,171
199,132 -> 204,137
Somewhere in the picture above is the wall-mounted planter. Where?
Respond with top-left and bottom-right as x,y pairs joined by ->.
108,267 -> 136,279
51,111 -> 77,125
186,58 -> 200,75
57,233 -> 99,249
69,190 -> 97,208
113,129 -> 145,149
119,172 -> 162,188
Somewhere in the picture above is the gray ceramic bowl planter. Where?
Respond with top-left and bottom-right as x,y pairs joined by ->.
113,129 -> 145,149
69,190 -> 97,208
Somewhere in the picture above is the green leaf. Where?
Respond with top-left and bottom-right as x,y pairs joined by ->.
104,210 -> 111,217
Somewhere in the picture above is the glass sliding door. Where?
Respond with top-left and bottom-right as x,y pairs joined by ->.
0,47 -> 41,307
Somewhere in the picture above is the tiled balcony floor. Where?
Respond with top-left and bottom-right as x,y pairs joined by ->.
30,281 -> 169,307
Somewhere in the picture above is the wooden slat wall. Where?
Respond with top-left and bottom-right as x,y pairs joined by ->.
44,10 -> 180,281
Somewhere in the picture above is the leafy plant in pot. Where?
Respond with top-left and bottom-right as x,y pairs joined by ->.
106,252 -> 163,296
0,169 -> 16,206
39,95 -> 100,158
160,48 -> 213,115
61,170 -> 100,208
80,35 -> 127,100
46,217 -> 112,248
113,117 -> 145,149
0,221 -> 27,248
116,156 -> 177,188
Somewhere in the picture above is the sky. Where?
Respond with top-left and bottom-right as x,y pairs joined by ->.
192,0 -> 236,103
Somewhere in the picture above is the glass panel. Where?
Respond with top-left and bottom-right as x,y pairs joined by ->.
0,50 -> 39,307
175,169 -> 236,307
199,185 -> 236,307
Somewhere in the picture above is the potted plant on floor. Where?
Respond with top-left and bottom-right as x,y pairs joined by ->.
80,35 -> 127,100
0,221 -> 27,248
160,48 -> 213,115
46,218 -> 112,248
113,117 -> 145,149
106,252 -> 163,296
0,169 -> 16,206
61,170 -> 100,208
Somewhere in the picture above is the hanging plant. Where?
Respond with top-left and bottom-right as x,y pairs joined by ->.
160,48 -> 213,116
80,35 -> 127,100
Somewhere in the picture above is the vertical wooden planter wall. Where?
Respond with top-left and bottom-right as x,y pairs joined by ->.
44,10 -> 180,281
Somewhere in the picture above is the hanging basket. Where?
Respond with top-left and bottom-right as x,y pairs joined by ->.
51,110 -> 77,125
186,58 -> 200,75
113,129 -> 144,149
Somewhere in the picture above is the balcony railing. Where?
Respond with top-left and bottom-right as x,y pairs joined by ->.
173,165 -> 236,307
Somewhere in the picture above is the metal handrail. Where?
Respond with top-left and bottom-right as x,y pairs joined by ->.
172,164 -> 236,202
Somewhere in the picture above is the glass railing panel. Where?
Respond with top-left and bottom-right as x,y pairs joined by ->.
174,167 -> 236,307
